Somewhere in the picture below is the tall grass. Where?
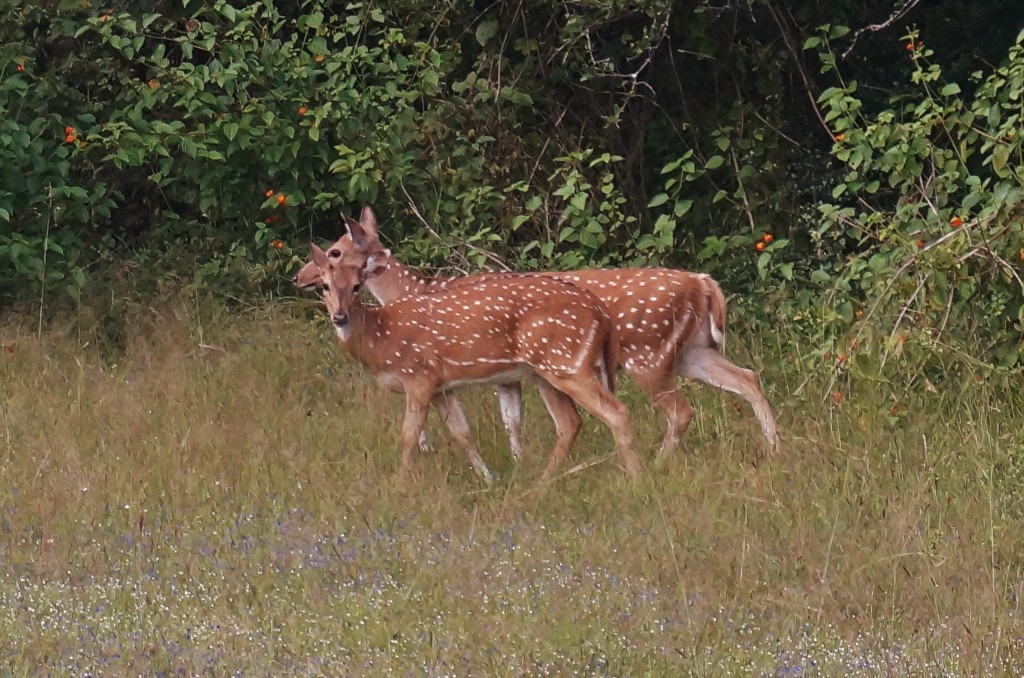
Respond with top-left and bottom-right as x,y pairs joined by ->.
1,298 -> 1023,675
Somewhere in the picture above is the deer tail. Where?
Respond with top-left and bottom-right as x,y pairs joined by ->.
706,276 -> 727,352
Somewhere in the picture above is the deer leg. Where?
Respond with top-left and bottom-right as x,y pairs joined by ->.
630,367 -> 695,461
537,369 -> 639,481
534,381 -> 582,480
677,347 -> 778,448
431,391 -> 495,483
496,383 -> 524,461
398,393 -> 432,473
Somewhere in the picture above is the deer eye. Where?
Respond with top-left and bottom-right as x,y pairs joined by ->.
352,284 -> 362,293
328,249 -> 342,260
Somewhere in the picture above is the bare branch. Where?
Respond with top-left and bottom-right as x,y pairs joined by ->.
842,0 -> 922,59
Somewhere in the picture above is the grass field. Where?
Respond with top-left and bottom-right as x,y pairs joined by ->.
2,297 -> 1023,676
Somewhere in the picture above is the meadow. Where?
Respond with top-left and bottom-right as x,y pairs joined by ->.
1,297 -> 1023,676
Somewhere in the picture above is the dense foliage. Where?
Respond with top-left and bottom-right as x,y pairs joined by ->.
1,0 -> 1022,386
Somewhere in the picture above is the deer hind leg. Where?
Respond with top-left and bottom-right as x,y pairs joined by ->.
534,381 -> 582,480
537,368 -> 640,481
431,392 -> 495,483
676,346 -> 778,449
629,366 -> 695,461
496,383 -> 524,461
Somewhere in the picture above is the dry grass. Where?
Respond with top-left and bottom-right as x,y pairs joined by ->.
1,297 -> 1023,675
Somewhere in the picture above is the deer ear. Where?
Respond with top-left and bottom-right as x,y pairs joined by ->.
344,216 -> 369,250
293,260 -> 322,289
309,243 -> 329,270
359,204 -> 378,235
364,248 -> 392,278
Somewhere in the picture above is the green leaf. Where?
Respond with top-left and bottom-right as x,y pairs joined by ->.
940,83 -> 961,96
705,155 -> 725,170
647,193 -> 669,208
475,20 -> 499,46
524,196 -> 543,211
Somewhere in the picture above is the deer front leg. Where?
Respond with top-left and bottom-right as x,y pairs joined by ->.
399,393 -> 432,474
431,391 -> 495,483
496,383 -> 524,460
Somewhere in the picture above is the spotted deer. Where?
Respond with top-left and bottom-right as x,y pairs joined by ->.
308,220 -> 640,482
296,206 -> 778,459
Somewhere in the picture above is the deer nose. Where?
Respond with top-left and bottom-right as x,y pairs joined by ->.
332,312 -> 349,326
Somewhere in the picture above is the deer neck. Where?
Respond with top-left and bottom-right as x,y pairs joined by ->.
332,298 -> 388,372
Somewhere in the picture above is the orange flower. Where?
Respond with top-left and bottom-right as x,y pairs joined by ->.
64,126 -> 75,135
762,233 -> 774,244
271,239 -> 285,250
854,308 -> 863,319
950,216 -> 962,228
298,106 -> 308,116
916,239 -> 925,249
831,391 -> 842,404
277,194 -> 287,206
64,134 -> 76,144
148,79 -> 160,89
755,241 -> 766,252
837,353 -> 848,365
834,133 -> 845,142
905,42 -> 915,51
265,189 -> 274,198
16,64 -> 24,72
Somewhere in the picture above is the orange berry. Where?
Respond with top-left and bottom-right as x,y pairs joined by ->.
65,126 -> 75,135
277,194 -> 287,206
834,133 -> 844,142
64,134 -> 76,143
755,241 -> 766,252
916,239 -> 925,249
271,239 -> 285,250
1019,248 -> 1024,261
314,54 -> 325,63
905,42 -> 914,51
950,216 -> 962,228
831,391 -> 842,404
148,79 -> 159,89
265,189 -> 274,198
854,309 -> 863,319
837,353 -> 848,365
298,106 -> 308,116
762,233 -> 774,244
16,65 -> 24,72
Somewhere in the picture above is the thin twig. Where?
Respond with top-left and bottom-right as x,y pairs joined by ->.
399,181 -> 513,272
842,0 -> 922,59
